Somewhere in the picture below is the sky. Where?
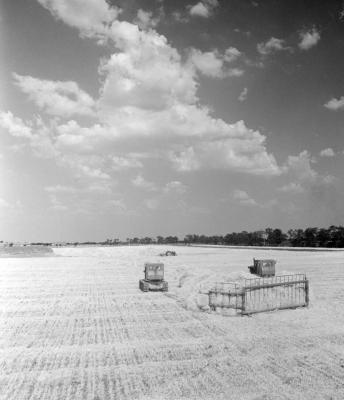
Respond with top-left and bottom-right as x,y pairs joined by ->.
1,0 -> 344,242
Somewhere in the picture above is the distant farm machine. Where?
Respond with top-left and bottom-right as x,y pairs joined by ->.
159,250 -> 177,257
139,263 -> 168,292
248,258 -> 276,277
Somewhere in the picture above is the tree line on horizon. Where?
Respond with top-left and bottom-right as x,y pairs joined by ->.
28,225 -> 344,248
182,226 -> 344,248
107,225 -> 344,248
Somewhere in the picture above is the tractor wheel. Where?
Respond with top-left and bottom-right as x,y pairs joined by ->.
139,280 -> 148,292
143,281 -> 149,292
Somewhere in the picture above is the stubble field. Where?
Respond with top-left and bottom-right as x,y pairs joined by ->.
1,245 -> 344,400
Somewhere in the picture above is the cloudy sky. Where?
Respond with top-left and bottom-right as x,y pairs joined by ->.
1,0 -> 344,242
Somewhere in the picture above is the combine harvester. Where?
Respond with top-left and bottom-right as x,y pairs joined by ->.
139,263 -> 168,292
207,258 -> 309,315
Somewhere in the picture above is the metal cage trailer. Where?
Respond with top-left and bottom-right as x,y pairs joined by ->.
208,274 -> 309,315
139,262 -> 168,292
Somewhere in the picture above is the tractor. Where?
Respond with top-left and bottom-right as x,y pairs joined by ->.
139,263 -> 168,292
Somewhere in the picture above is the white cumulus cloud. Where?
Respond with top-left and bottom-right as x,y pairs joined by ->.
189,0 -> 219,18
132,174 -> 157,191
188,48 -> 244,78
0,111 -> 33,138
278,182 -> 305,194
134,9 -> 160,30
168,123 -> 281,176
319,148 -> 335,157
283,150 -> 335,187
13,73 -> 96,117
36,0 -> 120,41
232,189 -> 258,206
111,155 -> 143,171
324,96 -> 344,111
257,37 -> 289,55
163,181 -> 187,194
224,47 -> 242,63
298,28 -> 320,51
284,150 -> 318,182
238,87 -> 248,102
6,0 -> 285,183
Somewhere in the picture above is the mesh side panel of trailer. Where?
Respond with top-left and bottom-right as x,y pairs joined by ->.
208,274 -> 309,315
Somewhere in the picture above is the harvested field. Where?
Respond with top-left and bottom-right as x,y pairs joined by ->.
1,245 -> 344,399
0,246 -> 54,258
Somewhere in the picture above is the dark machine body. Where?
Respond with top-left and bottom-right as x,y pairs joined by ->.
139,263 -> 168,292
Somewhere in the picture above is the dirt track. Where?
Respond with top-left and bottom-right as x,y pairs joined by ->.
1,246 -> 344,399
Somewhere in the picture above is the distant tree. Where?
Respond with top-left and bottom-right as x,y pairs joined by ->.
288,229 -> 304,247
238,231 -> 249,245
224,233 -> 234,245
140,237 -> 153,244
157,236 -> 164,244
336,227 -> 344,247
327,225 -> 344,247
316,228 -> 329,247
304,227 -> 318,247
199,235 -> 208,244
249,231 -> 264,246
165,236 -> 178,243
266,228 -> 286,246
184,234 -> 200,244
209,235 -> 223,245
265,228 -> 274,244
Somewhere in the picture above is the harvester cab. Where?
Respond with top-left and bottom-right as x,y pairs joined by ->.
248,258 -> 276,277
139,263 -> 168,292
